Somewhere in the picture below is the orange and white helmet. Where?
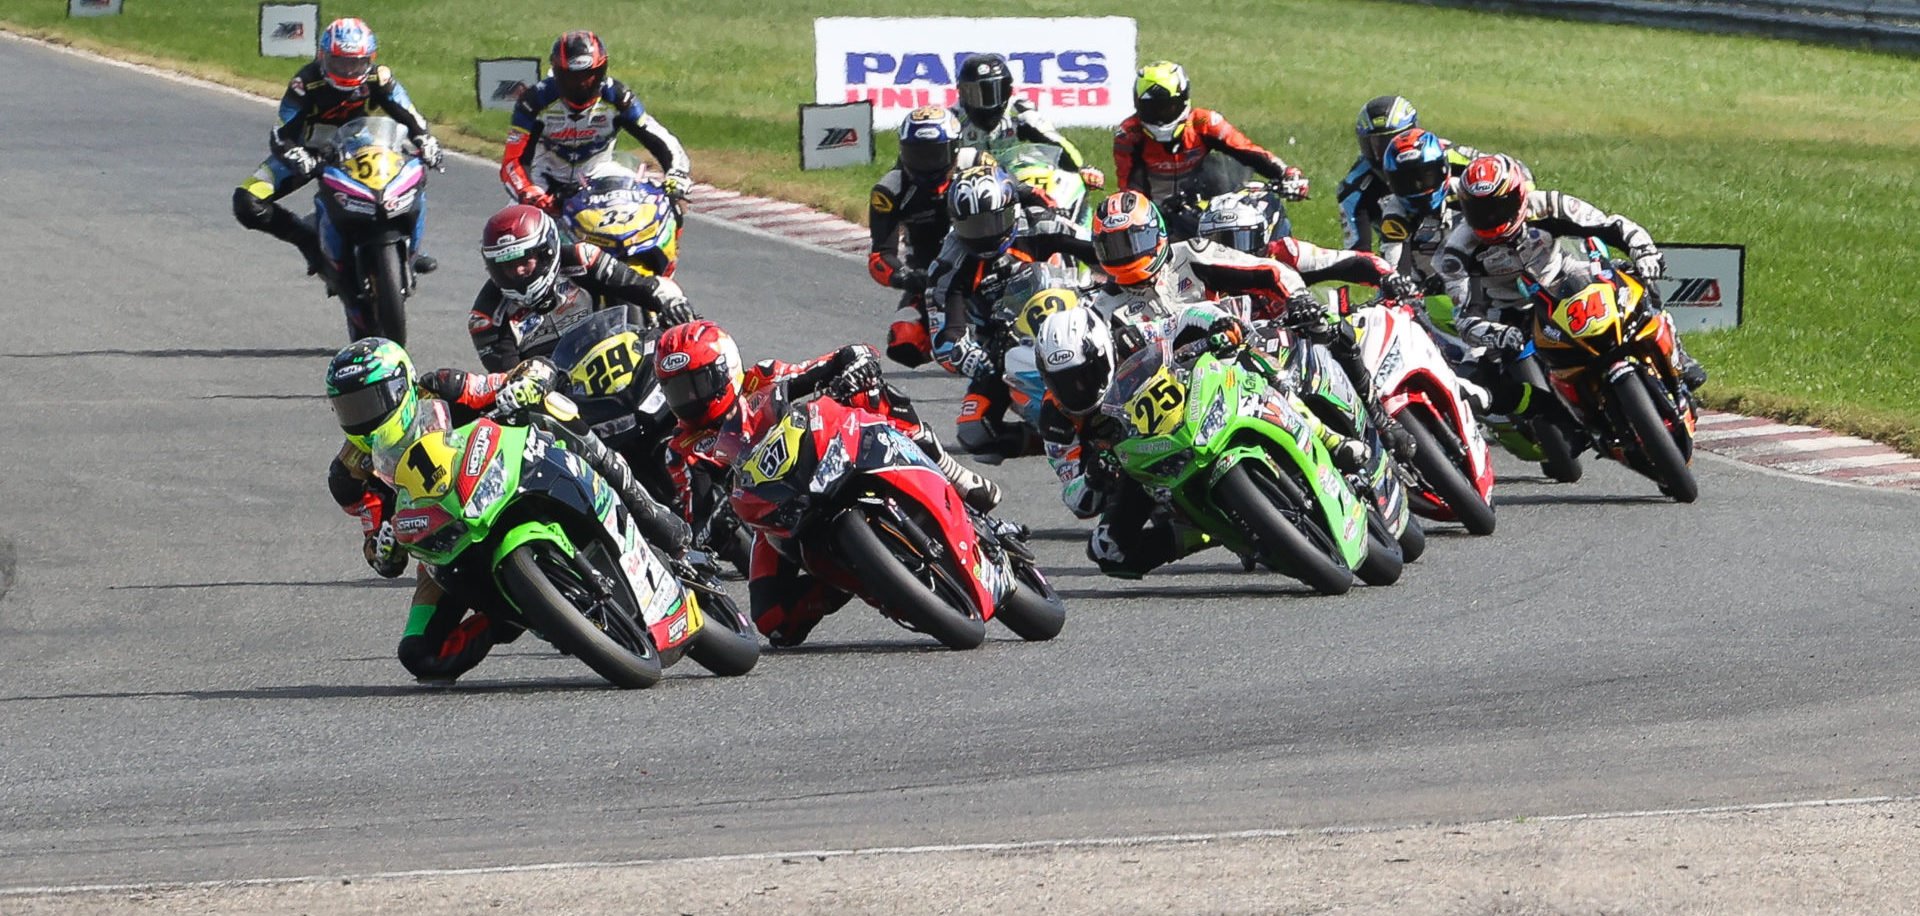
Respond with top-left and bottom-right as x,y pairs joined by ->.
1455,154 -> 1535,242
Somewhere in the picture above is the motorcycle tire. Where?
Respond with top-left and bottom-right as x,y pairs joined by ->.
684,584 -> 760,677
1356,507 -> 1404,587
1532,417 -> 1583,484
833,511 -> 987,650
1214,463 -> 1353,596
499,543 -> 662,689
1403,412 -> 1496,536
1397,514 -> 1427,564
364,242 -> 409,346
1612,370 -> 1699,504
994,560 -> 1066,642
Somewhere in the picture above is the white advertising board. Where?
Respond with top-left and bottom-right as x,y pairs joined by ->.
476,57 -> 540,111
68,0 -> 123,17
259,3 -> 319,58
1657,244 -> 1744,332
814,17 -> 1136,129
799,102 -> 875,170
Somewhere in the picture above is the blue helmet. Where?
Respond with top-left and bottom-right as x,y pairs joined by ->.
317,18 -> 378,91
1355,95 -> 1419,165
1381,128 -> 1449,214
897,106 -> 961,184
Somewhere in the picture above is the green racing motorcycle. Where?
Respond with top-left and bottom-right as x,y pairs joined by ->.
385,394 -> 758,688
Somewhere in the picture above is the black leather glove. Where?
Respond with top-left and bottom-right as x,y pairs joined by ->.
366,522 -> 407,578
895,266 -> 929,294
1380,273 -> 1418,302
828,349 -> 883,401
1206,315 -> 1250,355
655,295 -> 695,328
1285,292 -> 1333,340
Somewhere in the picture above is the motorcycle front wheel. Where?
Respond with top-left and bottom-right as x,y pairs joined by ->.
1213,463 -> 1354,596
833,510 -> 987,650
1403,411 -> 1497,536
363,242 -> 409,346
994,559 -> 1065,642
683,580 -> 760,676
499,543 -> 662,688
1612,369 -> 1699,504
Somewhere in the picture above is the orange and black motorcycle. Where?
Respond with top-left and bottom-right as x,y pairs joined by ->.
1521,241 -> 1699,503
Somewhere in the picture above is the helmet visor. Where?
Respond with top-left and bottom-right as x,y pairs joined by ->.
330,374 -> 409,436
661,364 -> 730,423
1046,353 -> 1111,415
953,205 -> 1017,251
1094,222 -> 1163,269
1461,191 -> 1525,234
1135,95 -> 1187,128
324,53 -> 374,86
558,66 -> 605,105
1362,130 -> 1402,164
1385,157 -> 1447,199
899,139 -> 956,178
1202,226 -> 1265,255
484,242 -> 551,293
958,77 -> 1010,112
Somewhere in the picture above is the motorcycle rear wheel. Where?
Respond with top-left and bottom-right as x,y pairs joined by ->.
499,543 -> 662,689
833,511 -> 987,650
684,584 -> 760,677
1612,370 -> 1699,503
1214,463 -> 1353,596
1532,418 -> 1583,484
1403,411 -> 1496,535
363,243 -> 409,346
1356,508 -> 1404,587
994,560 -> 1066,642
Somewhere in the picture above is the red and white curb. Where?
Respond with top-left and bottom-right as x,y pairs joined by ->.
686,186 -> 870,258
1696,410 -> 1920,489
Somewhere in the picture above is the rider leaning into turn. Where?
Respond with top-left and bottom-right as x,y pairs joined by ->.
1194,182 -> 1420,301
1433,153 -> 1707,413
232,18 -> 444,276
322,338 -> 689,683
1335,95 -> 1478,251
946,53 -> 1105,188
650,321 -> 1002,648
500,30 -> 692,211
469,203 -> 694,371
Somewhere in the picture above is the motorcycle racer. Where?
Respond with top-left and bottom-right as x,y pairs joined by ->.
1434,154 -> 1707,409
1195,183 -> 1418,299
323,338 -> 689,682
469,204 -> 694,372
501,30 -> 692,211
948,53 -> 1105,188
1335,95 -> 1478,251
233,18 -> 444,276
1112,61 -> 1307,238
651,321 -> 1003,647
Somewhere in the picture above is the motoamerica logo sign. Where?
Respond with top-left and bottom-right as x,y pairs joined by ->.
1664,278 -> 1722,308
816,127 -> 860,150
491,80 -> 531,102
273,21 -> 305,39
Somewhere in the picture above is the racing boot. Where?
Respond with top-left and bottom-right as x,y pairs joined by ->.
913,428 -> 1002,512
264,206 -> 330,279
559,417 -> 693,556
413,253 -> 439,275
886,296 -> 933,367
1675,343 -> 1708,391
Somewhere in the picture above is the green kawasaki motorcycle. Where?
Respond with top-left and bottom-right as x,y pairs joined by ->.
386,396 -> 758,688
1101,338 -> 1402,596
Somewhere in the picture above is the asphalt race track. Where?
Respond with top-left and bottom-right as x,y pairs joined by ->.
4,36 -> 1918,890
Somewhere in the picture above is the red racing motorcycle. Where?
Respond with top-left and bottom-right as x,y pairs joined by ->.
728,390 -> 1064,650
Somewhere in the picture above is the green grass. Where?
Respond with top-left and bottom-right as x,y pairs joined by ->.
7,0 -> 1918,448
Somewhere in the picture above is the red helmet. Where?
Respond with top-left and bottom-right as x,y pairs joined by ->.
655,320 -> 744,426
551,30 -> 609,110
481,204 -> 563,312
1456,154 -> 1535,242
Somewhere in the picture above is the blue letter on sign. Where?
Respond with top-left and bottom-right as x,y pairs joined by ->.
894,53 -> 948,85
1057,51 -> 1106,84
845,53 -> 896,83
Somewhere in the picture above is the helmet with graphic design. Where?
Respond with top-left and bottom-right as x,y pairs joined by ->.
946,165 -> 1021,255
1382,128 -> 1449,213
481,204 -> 564,313
1036,307 -> 1114,417
897,106 -> 962,185
1355,95 -> 1419,166
1197,184 -> 1293,255
1456,154 -> 1535,242
1132,61 -> 1192,143
326,337 -> 416,453
654,319 -> 744,426
317,18 -> 378,91
1092,191 -> 1169,286
551,30 -> 609,110
955,54 -> 1014,130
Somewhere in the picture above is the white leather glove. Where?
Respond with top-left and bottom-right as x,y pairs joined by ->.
417,134 -> 444,170
498,359 -> 557,412
663,170 -> 692,201
1631,248 -> 1666,281
280,145 -> 319,178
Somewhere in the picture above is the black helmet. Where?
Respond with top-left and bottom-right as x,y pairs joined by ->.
551,30 -> 609,110
1355,95 -> 1419,166
956,54 -> 1013,129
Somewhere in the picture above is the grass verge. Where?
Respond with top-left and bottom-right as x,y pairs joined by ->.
4,0 -> 1916,450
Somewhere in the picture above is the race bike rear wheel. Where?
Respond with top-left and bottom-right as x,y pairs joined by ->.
1356,507 -> 1404,587
1612,369 -> 1698,503
994,559 -> 1065,642
363,242 -> 409,346
1402,411 -> 1497,535
1532,418 -> 1583,484
1396,514 -> 1427,564
682,577 -> 760,676
1213,463 -> 1353,596
833,510 -> 987,650
499,543 -> 662,688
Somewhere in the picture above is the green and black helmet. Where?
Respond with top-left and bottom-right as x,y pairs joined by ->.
325,337 -> 416,447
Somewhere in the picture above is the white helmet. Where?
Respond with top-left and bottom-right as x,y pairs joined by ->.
1036,308 -> 1114,416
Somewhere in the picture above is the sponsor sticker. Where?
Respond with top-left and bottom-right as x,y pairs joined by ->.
658,351 -> 692,372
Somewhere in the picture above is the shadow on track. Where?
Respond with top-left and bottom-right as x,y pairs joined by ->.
765,638 -> 947,657
0,678 -> 622,703
1495,492 -> 1671,507
109,578 -> 414,591
6,347 -> 337,359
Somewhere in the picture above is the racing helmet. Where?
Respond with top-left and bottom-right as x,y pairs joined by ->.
1456,154 -> 1534,242
1092,191 -> 1169,286
946,165 -> 1021,255
955,54 -> 1014,128
897,106 -> 962,185
317,18 -> 377,91
325,338 -> 416,452
551,30 -> 609,110
1197,185 -> 1293,255
481,204 -> 564,313
1036,308 -> 1114,416
1355,95 -> 1419,166
654,319 -> 744,426
1133,61 -> 1192,143
1381,128 -> 1449,213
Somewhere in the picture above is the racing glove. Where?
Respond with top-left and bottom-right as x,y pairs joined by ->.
894,266 -> 929,294
280,145 -> 320,178
1460,317 -> 1527,354
1380,273 -> 1419,302
497,359 -> 557,413
663,170 -> 692,201
1206,315 -> 1250,356
366,521 -> 407,578
417,135 -> 445,170
828,350 -> 884,401
655,293 -> 695,327
1078,167 -> 1107,190
1279,165 -> 1311,201
1631,247 -> 1667,281
1285,292 -> 1334,340
936,332 -> 995,380
517,186 -> 556,212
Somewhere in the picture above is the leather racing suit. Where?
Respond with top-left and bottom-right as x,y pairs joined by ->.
501,77 -> 691,203
1335,135 -> 1477,251
1112,108 -> 1295,237
469,241 -> 691,371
